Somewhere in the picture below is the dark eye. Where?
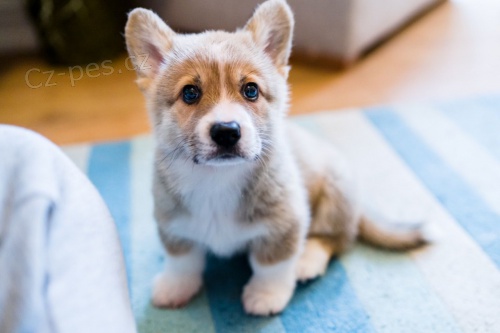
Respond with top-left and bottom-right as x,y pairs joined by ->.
182,85 -> 201,104
242,82 -> 259,101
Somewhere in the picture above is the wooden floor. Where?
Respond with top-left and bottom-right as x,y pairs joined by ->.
0,0 -> 499,145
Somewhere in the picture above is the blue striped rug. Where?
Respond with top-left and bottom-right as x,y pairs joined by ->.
62,96 -> 500,333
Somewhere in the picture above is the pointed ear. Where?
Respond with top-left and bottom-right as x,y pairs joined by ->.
125,8 -> 175,90
244,0 -> 294,70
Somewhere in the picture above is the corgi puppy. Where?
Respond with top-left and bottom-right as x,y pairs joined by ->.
125,0 -> 427,316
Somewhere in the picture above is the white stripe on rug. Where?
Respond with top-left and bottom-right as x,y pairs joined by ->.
396,104 -> 500,215
61,144 -> 90,173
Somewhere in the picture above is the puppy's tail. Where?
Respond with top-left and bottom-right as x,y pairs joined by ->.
358,215 -> 430,250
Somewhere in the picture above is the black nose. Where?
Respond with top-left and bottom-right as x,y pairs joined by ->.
210,122 -> 241,148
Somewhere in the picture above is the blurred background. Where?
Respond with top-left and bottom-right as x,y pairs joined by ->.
0,0 -> 499,144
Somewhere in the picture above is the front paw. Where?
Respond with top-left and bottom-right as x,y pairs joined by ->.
242,277 -> 294,316
151,272 -> 202,308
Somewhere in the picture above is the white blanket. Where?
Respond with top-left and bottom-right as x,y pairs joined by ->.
0,125 -> 136,333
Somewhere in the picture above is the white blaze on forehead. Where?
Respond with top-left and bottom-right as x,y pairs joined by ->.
211,101 -> 249,123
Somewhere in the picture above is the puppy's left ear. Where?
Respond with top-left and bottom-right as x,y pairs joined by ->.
245,0 -> 294,72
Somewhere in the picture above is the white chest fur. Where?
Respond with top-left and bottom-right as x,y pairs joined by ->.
166,161 -> 268,257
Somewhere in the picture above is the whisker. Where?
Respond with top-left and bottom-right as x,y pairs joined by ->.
160,136 -> 189,171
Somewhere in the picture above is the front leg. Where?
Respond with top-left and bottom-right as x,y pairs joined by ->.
243,229 -> 301,316
152,236 -> 205,308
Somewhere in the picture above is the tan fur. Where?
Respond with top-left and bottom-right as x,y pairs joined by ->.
308,236 -> 341,257
158,231 -> 194,256
251,224 -> 300,265
358,216 -> 427,250
125,0 -> 427,315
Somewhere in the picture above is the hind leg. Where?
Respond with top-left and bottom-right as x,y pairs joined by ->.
296,236 -> 339,282
297,174 -> 359,282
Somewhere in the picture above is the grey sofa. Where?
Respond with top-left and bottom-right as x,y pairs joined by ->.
140,0 -> 444,66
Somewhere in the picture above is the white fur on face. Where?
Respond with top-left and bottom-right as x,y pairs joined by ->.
194,101 -> 262,166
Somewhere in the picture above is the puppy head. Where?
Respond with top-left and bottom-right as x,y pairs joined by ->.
125,0 -> 294,167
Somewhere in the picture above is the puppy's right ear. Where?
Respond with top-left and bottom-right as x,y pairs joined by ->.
125,8 -> 175,91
